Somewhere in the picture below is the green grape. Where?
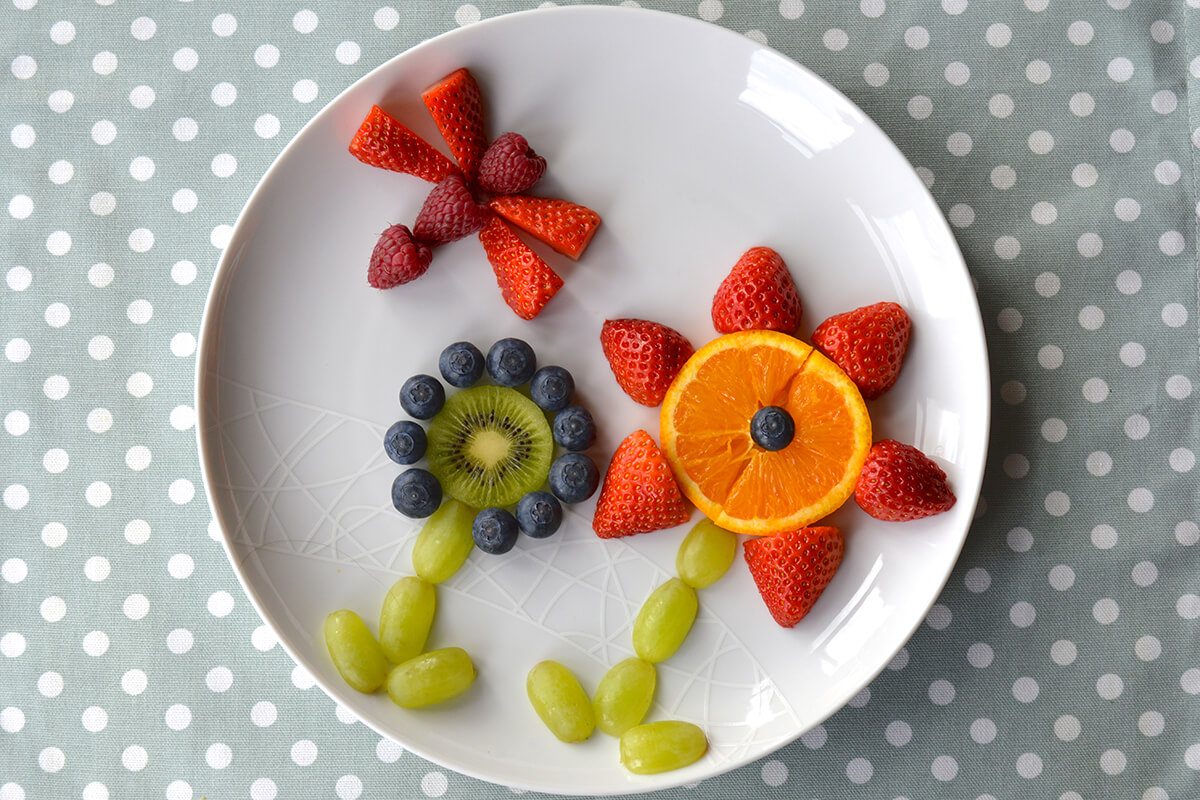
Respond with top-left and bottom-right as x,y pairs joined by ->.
675,518 -> 738,589
378,576 -> 436,664
526,660 -> 595,743
632,578 -> 698,664
411,499 -> 476,583
619,720 -> 708,774
324,609 -> 389,693
385,647 -> 475,708
592,657 -> 656,737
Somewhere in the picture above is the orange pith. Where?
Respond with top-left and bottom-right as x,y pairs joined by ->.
659,330 -> 872,536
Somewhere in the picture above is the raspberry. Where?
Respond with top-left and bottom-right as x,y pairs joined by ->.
367,224 -> 433,289
412,173 -> 488,247
477,132 -> 547,195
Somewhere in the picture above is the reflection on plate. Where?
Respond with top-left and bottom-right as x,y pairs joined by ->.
195,6 -> 989,796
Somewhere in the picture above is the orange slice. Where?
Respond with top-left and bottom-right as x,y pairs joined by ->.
659,330 -> 871,535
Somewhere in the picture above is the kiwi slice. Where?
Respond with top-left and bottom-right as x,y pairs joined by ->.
426,385 -> 554,509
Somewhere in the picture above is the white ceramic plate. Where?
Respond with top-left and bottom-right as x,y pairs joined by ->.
196,6 -> 989,795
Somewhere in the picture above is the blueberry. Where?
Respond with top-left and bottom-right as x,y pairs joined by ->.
391,468 -> 442,518
472,507 -> 520,554
552,406 -> 596,452
529,366 -> 575,412
399,374 -> 445,419
515,491 -> 563,538
384,420 -> 427,465
750,406 -> 795,451
548,453 -> 600,504
486,338 -> 537,387
439,341 -> 485,388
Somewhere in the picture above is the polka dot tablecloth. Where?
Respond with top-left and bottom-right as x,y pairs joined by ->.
2,1 -> 1198,798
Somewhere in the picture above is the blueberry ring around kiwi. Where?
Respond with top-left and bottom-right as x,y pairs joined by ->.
385,338 -> 600,552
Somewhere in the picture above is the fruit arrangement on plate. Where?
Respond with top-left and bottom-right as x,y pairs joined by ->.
324,67 -> 957,776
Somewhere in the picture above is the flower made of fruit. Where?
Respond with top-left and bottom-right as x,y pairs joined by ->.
349,68 -> 601,319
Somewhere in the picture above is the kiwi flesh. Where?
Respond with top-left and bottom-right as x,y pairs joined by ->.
426,385 -> 554,509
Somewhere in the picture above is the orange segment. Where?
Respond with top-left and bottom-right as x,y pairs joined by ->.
660,331 -> 871,535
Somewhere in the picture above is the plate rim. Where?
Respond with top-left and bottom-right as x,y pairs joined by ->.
194,5 -> 992,794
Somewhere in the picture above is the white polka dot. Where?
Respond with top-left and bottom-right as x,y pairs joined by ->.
0,631 -> 26,657
127,229 -> 154,253
1125,415 -> 1150,441
11,54 -> 35,79
334,775 -> 363,800
4,410 -> 30,437
173,117 -> 198,142
121,745 -> 148,772
1025,0 -> 1048,9
1038,346 -> 1064,370
1012,676 -> 1039,703
0,708 -> 24,732
1050,639 -> 1077,665
1028,130 -> 1054,154
863,63 -> 888,87
169,478 -> 195,504
292,79 -> 319,104
291,740 -> 318,766
1069,91 -> 1095,117
970,718 -> 996,744
254,43 -> 279,69
250,779 -> 276,800
989,93 -> 1014,118
46,230 -> 71,256
845,758 -> 872,784
128,85 -> 155,109
122,594 -> 149,620
374,7 -> 400,29
1169,448 -> 1195,474
81,706 -> 108,732
47,89 -> 74,113
88,191 -> 116,217
1135,635 -> 1161,661
1068,20 -> 1094,45
455,4 -> 481,25
11,123 -> 35,148
1160,230 -> 1186,256
1161,303 -> 1187,328
1167,375 -> 1193,400
925,604 -> 951,630
8,194 -> 33,219
172,260 -> 198,285
1076,232 -> 1103,257
251,625 -> 277,651
127,372 -> 153,398
928,679 -> 955,705
1048,564 -> 1074,591
5,339 -> 30,363
904,26 -> 929,49
39,596 -> 64,622
1082,378 -> 1110,405
1151,19 -> 1175,43
1139,711 -> 1165,737
1010,601 -> 1036,627
212,153 -> 237,177
376,738 -> 403,763
1003,453 -> 1029,478
88,119 -> 116,147
166,629 -> 193,655
1030,201 -> 1058,224
39,746 -> 65,773
906,96 -> 933,120
1072,163 -> 1097,187
85,480 -> 111,507
1152,90 -> 1179,115
211,82 -> 236,107
1177,594 -> 1200,619
799,724 -> 826,748
1000,381 -> 1026,405
251,701 -> 277,727
1089,524 -> 1118,550
963,567 -> 990,593
123,445 -> 151,471
1084,452 -> 1114,480
170,405 -> 196,431
210,224 -> 234,249
1025,59 -> 1051,84
206,666 -> 233,693
1111,128 -> 1136,152
212,13 -> 236,36
915,166 -> 934,188
1112,197 -> 1142,222
1107,57 -> 1134,82
165,781 -> 191,800
1094,598 -> 1120,624
293,9 -> 318,33
994,235 -> 1020,259
985,22 -> 1011,47
1188,744 -> 1200,770
1096,673 -> 1123,700
173,47 -> 198,71
1054,715 -> 1080,741
1120,342 -> 1146,367
129,156 -> 155,181
822,28 -> 848,51
967,642 -> 993,668
1099,748 -> 1126,775
170,188 -> 198,214
208,590 -> 235,617
82,630 -> 110,657
929,755 -> 957,782
760,759 -> 788,786
167,553 -> 194,580
946,132 -> 972,156
255,113 -> 281,139
6,266 -> 32,292
945,61 -> 969,85
130,16 -> 155,40
335,41 -> 361,65
3,484 -> 29,510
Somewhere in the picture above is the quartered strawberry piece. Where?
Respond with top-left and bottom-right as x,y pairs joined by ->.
592,429 -> 690,539
348,105 -> 457,183
477,216 -> 564,320
422,68 -> 489,184
743,526 -> 844,627
600,319 -> 694,407
488,195 -> 601,260
711,246 -> 802,335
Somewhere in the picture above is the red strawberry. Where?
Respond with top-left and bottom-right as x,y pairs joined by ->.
422,68 -> 488,183
743,526 -> 844,628
711,247 -> 802,334
412,173 -> 487,246
854,439 -> 955,522
348,105 -> 457,183
592,430 -> 690,538
367,224 -> 433,289
810,301 -> 911,400
487,195 -> 601,260
477,216 -> 564,320
477,132 -> 547,195
600,319 -> 694,407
